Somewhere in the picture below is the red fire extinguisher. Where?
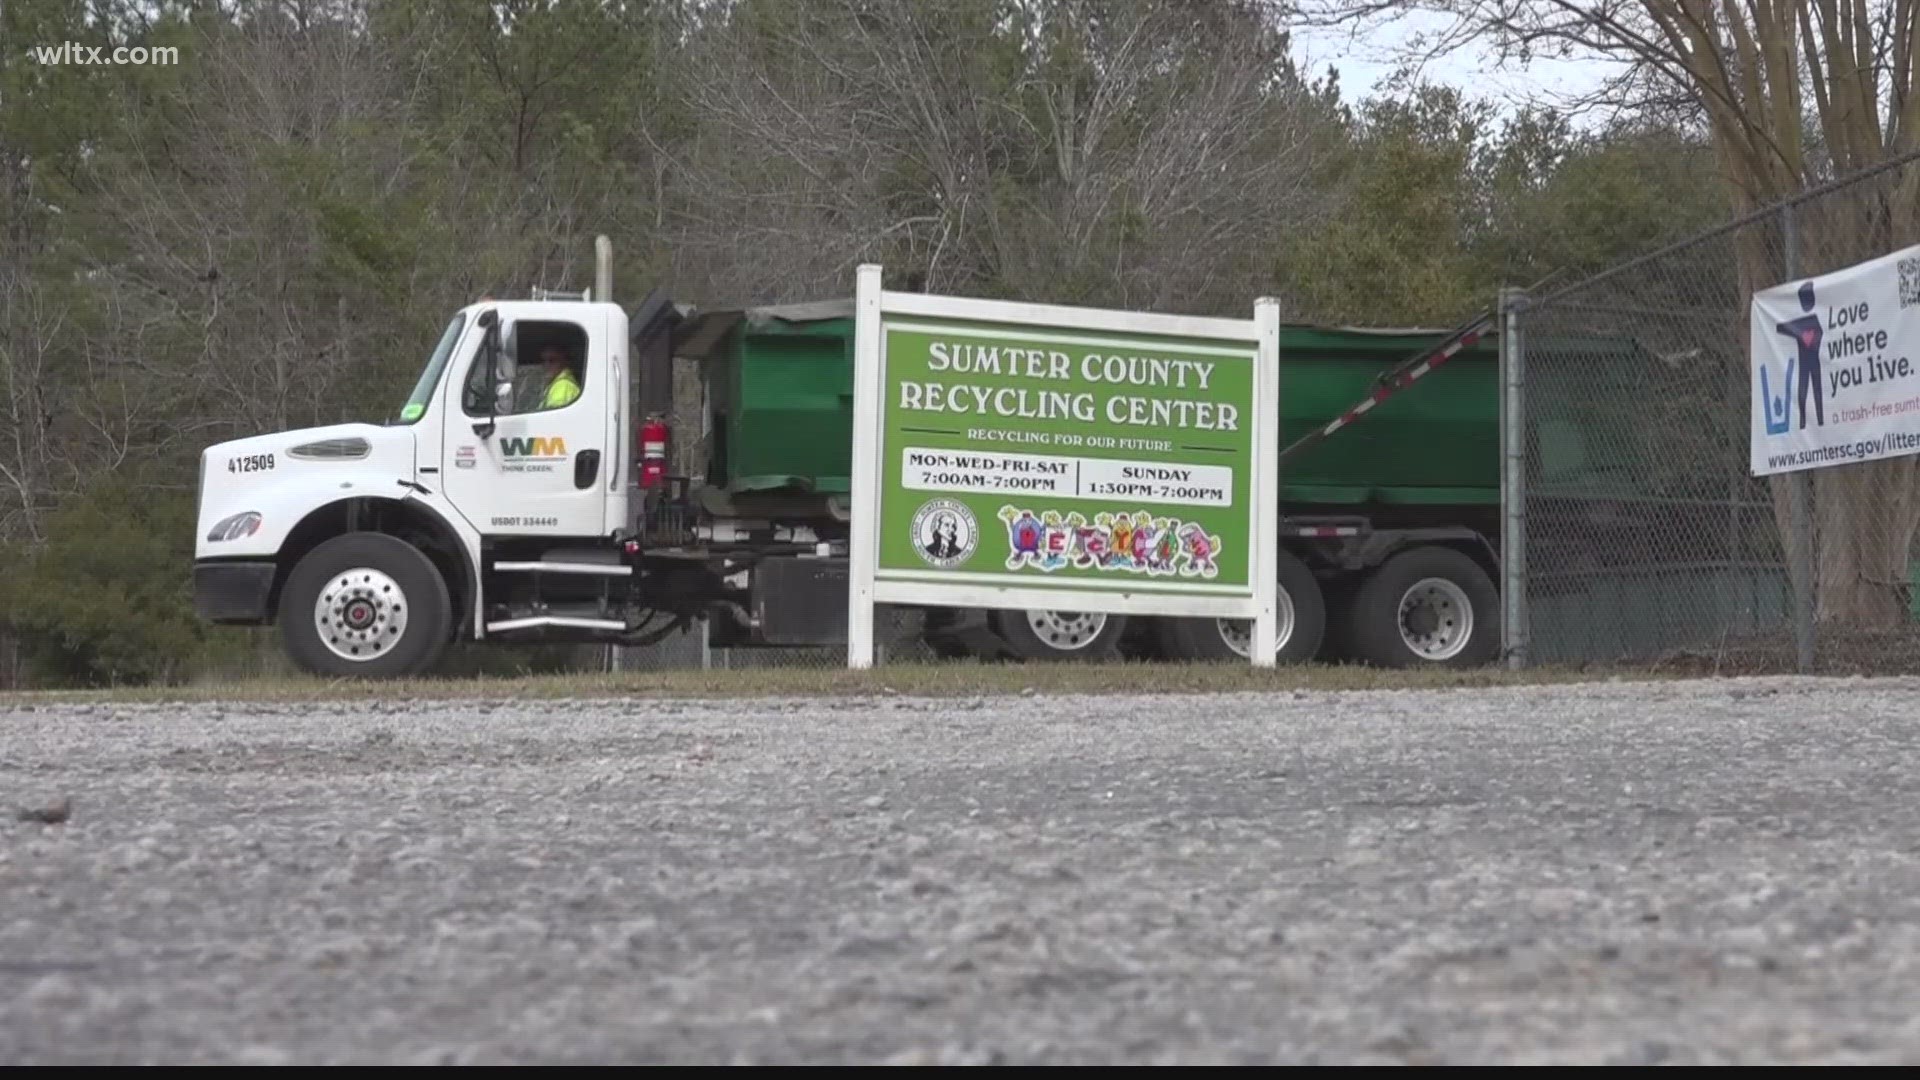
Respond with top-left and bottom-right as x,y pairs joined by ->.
638,415 -> 669,489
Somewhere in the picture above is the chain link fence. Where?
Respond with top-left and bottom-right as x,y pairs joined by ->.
1507,149 -> 1920,675
25,158 -> 1920,689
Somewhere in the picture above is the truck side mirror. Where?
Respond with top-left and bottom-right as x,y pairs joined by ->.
472,309 -> 503,437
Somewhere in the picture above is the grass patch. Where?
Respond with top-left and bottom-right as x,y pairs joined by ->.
0,658 -> 1693,707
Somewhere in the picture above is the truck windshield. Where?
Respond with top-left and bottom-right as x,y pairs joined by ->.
397,314 -> 466,424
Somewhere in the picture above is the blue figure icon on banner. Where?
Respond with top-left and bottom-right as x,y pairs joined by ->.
1773,282 -> 1825,430
1760,354 -> 1795,435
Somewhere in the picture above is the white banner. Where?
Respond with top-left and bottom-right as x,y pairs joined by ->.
1751,242 -> 1920,476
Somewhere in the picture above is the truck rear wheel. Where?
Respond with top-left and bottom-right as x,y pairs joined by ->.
1155,548 -> 1325,663
990,609 -> 1128,662
279,532 -> 453,679
1345,545 -> 1498,668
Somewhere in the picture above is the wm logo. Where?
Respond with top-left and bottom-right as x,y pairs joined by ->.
501,436 -> 566,458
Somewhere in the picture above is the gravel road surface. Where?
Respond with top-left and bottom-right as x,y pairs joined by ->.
6,675 -> 1920,1065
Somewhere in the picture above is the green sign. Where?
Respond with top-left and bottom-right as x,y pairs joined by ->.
877,320 -> 1255,592
846,265 -> 1279,668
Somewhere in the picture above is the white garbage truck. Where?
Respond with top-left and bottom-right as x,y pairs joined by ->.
191,238 -> 1508,678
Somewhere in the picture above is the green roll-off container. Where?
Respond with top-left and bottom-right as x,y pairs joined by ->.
697,310 -> 860,495
685,303 -> 1503,509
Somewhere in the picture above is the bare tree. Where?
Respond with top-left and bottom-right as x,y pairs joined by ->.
98,8 -> 398,436
663,0 -> 1340,315
0,275 -> 63,544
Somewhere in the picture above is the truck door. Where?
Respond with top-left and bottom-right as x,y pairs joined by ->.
440,310 -> 611,538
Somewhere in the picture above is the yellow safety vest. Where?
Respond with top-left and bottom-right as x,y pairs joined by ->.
544,371 -> 581,409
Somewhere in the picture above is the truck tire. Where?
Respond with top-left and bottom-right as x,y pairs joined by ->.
989,609 -> 1128,662
279,531 -> 453,679
1154,548 -> 1325,663
1316,573 -> 1365,664
1345,545 -> 1498,668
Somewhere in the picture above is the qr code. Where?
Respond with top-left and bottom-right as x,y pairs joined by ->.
1903,255 -> 1920,308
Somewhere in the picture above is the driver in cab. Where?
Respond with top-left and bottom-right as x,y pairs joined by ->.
531,343 -> 580,410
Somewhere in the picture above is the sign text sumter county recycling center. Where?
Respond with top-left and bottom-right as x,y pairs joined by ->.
846,264 -> 1280,667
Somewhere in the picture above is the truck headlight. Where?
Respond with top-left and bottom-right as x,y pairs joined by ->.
207,511 -> 262,542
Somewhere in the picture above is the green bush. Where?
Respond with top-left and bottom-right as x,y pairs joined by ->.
0,481 -> 205,687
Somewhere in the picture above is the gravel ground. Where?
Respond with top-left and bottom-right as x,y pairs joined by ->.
6,675 -> 1920,1065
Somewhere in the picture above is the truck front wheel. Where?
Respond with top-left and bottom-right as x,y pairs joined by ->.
279,532 -> 453,679
1346,545 -> 1498,668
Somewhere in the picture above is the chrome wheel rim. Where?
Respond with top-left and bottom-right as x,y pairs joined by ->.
1397,577 -> 1472,660
1024,610 -> 1109,651
314,567 -> 409,662
1214,587 -> 1298,658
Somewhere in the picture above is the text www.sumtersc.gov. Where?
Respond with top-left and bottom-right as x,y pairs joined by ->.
1767,430 -> 1920,469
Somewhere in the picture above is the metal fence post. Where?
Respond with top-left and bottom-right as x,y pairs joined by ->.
1499,286 -> 1530,669
1782,204 -> 1816,673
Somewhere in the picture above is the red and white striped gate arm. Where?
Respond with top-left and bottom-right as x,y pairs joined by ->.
1274,312 -> 1499,469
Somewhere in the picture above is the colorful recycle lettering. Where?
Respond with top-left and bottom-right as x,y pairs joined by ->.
1075,514 -> 1109,569
1062,512 -> 1092,567
1038,510 -> 1072,571
1129,513 -> 1157,569
1153,522 -> 1179,571
1177,522 -> 1222,578
1000,506 -> 1045,569
1110,514 -> 1135,569
997,505 -> 1225,578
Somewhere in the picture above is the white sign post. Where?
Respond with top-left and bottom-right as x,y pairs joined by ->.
846,264 -> 1280,669
1751,242 -> 1920,476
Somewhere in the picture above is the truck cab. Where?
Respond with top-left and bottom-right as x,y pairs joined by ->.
191,260 -> 698,676
415,298 -> 632,541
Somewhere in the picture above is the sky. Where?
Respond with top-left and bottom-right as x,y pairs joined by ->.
1287,9 -> 1629,121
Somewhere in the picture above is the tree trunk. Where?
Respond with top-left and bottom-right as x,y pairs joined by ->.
1813,457 -> 1920,624
1782,139 -> 1920,629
